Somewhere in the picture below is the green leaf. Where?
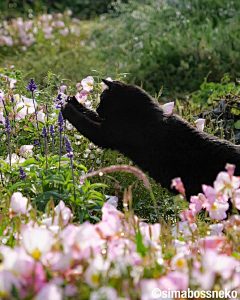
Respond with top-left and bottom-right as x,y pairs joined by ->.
33,191 -> 65,203
232,108 -> 240,116
136,230 -> 147,257
9,182 -> 26,191
232,252 -> 240,258
20,158 -> 39,167
90,183 -> 108,189
43,174 -> 65,185
234,120 -> 240,129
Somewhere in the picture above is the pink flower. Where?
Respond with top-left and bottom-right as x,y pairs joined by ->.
76,82 -> 82,90
10,192 -> 31,214
159,271 -> 189,291
96,215 -> 121,238
76,89 -> 89,103
140,279 -> 160,300
189,193 -> 207,214
199,236 -> 226,250
208,223 -> 223,235
202,184 -> 218,207
232,189 -> 240,209
225,163 -> 236,176
59,28 -> 69,37
202,250 -> 239,280
162,101 -> 174,114
74,222 -> 102,255
207,200 -> 229,220
102,202 -> 124,221
194,118 -> 205,131
35,283 -> 63,300
0,270 -> 20,298
81,76 -> 94,92
171,177 -> 186,197
41,201 -> 72,227
180,209 -> 194,223
140,223 -> 161,243
43,251 -> 73,273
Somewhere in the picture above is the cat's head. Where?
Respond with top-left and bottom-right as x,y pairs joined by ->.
96,79 -> 153,118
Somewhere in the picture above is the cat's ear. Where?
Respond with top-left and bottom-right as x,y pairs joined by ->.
101,79 -> 115,90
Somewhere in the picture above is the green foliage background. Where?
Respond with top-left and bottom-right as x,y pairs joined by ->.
1,0 -> 240,98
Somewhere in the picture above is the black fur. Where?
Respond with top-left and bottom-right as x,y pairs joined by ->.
62,80 -> 240,201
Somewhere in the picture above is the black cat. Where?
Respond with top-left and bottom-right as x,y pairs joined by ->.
62,79 -> 240,201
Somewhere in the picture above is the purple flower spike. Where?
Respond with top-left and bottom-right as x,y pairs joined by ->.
33,139 -> 41,147
53,93 -> 67,109
58,111 -> 64,126
5,117 -> 11,133
58,111 -> 64,132
26,78 -> 38,92
42,126 -> 48,137
65,137 -> 73,158
50,124 -> 55,136
19,166 -> 26,180
11,97 -> 14,103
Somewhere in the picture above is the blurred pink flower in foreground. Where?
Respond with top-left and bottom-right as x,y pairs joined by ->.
0,270 -> 20,298
41,200 -> 72,226
22,226 -> 54,260
10,192 -> 31,215
35,283 -> 63,300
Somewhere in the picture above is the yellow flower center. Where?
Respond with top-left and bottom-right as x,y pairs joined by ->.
32,248 -> 41,260
0,291 -> 8,298
176,259 -> 185,267
91,274 -> 99,284
87,83 -> 93,87
212,202 -> 218,210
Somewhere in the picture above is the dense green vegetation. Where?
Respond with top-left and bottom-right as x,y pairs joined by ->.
1,0 -> 240,98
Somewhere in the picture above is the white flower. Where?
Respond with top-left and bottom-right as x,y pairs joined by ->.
66,122 -> 73,130
35,283 -> 63,300
19,145 -> 34,157
0,111 -> 5,124
96,158 -> 101,164
5,153 -> 26,165
85,255 -> 110,289
81,76 -> 94,92
117,157 -> 123,164
90,287 -> 118,300
162,101 -> 174,114
99,77 -> 113,91
195,118 -> 205,132
10,192 -> 31,214
22,226 -> 54,260
106,195 -> 119,208
37,111 -> 46,123
74,134 -> 82,140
